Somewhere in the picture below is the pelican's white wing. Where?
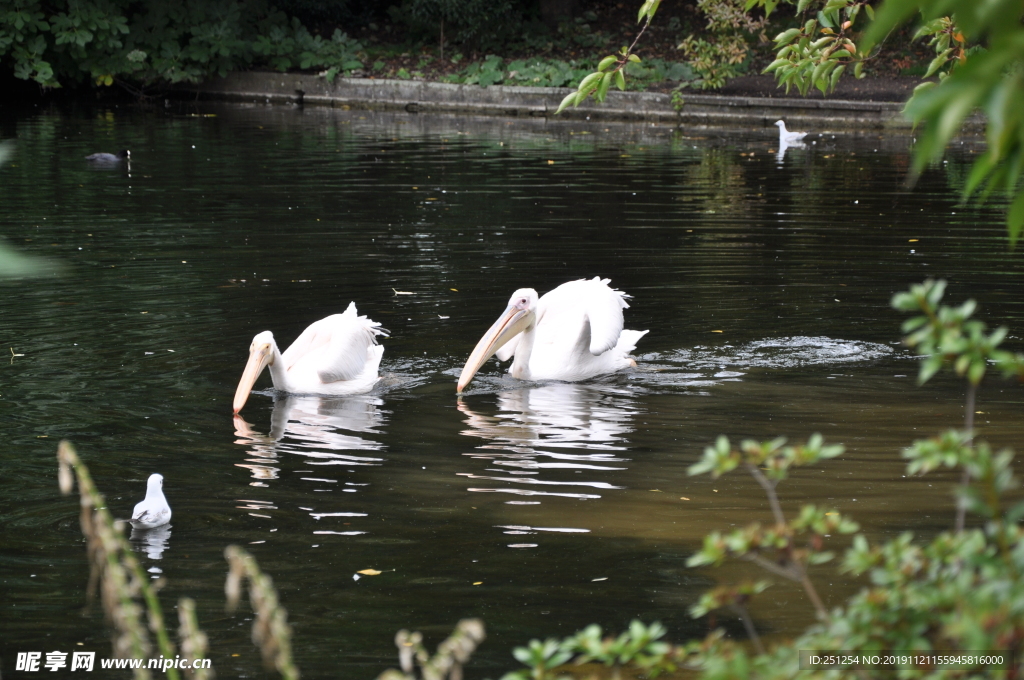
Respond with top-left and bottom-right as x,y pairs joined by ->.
539,278 -> 627,356
281,303 -> 387,384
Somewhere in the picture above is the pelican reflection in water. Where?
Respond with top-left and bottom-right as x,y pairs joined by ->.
233,394 -> 385,484
456,383 -> 637,502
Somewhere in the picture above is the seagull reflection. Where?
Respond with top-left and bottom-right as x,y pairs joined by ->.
233,394 -> 385,484
776,138 -> 807,164
129,523 -> 171,560
457,383 -> 637,502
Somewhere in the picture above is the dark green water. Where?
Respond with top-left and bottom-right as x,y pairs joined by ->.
1,101 -> 1022,678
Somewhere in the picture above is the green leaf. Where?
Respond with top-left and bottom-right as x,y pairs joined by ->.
830,63 -> 846,89
924,49 -> 952,78
614,68 -> 626,90
577,70 -> 602,95
918,356 -> 942,385
598,55 -> 617,72
627,53 -> 641,63
774,28 -> 802,45
555,91 -> 577,114
637,0 -> 661,22
912,80 -> 937,96
596,71 -> 612,102
811,59 -> 831,92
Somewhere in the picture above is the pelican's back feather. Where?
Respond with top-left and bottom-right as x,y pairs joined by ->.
539,277 -> 628,356
280,303 -> 387,385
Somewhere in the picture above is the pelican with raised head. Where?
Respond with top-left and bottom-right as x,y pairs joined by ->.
233,302 -> 387,413
457,277 -> 647,393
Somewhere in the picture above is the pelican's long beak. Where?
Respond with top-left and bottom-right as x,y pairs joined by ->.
233,342 -> 273,413
457,305 -> 534,393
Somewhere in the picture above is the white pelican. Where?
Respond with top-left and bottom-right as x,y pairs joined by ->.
457,277 -> 647,393
233,302 -> 387,413
774,120 -> 808,144
130,473 -> 171,529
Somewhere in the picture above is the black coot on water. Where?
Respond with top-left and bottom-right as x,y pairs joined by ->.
85,149 -> 130,163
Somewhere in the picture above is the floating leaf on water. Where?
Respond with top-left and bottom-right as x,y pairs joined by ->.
357,568 -> 382,575
392,288 -> 415,295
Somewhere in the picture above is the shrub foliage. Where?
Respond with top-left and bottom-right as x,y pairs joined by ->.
0,0 -> 364,88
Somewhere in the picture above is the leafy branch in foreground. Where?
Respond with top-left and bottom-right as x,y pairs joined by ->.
554,0 -> 660,113
675,281 -> 1024,678
500,620 -> 684,680
688,434 -> 853,624
892,278 -> 1024,530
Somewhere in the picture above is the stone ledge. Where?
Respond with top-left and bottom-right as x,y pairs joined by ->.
181,71 -> 983,132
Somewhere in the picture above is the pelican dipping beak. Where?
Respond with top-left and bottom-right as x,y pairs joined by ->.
233,341 -> 273,413
457,303 -> 534,393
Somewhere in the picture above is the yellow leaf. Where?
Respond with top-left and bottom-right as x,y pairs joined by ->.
473,581 -> 483,585
357,568 -> 382,576
680,496 -> 690,500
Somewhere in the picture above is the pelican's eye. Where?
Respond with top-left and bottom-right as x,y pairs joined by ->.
515,297 -> 529,310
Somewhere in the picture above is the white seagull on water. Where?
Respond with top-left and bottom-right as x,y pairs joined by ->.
774,120 -> 808,145
130,474 -> 172,529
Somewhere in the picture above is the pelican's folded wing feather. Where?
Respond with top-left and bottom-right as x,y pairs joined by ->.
315,305 -> 387,384
281,308 -> 347,371
583,278 -> 627,356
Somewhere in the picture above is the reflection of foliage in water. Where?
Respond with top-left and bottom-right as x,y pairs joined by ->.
0,140 -> 52,278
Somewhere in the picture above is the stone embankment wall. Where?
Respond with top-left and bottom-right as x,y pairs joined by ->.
184,71 -> 982,132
